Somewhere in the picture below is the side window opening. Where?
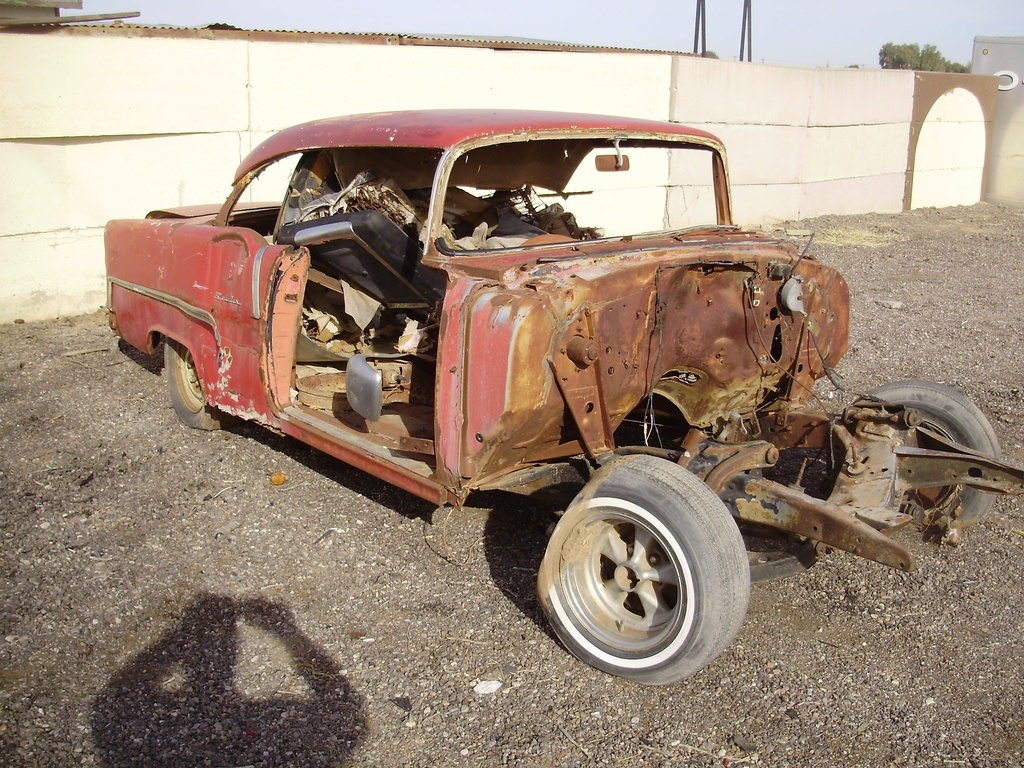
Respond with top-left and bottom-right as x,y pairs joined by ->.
221,154 -> 302,237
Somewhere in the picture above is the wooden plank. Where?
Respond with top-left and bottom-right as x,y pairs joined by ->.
0,11 -> 139,25
2,1 -> 84,9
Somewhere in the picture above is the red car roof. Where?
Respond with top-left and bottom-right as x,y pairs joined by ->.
234,109 -> 722,184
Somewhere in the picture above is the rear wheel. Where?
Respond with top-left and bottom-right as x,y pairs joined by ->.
165,339 -> 222,431
870,380 -> 1000,527
537,455 -> 749,685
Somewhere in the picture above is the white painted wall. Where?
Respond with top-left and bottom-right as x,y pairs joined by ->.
670,58 -> 916,223
247,45 -> 673,132
911,87 -> 987,209
0,28 -> 991,322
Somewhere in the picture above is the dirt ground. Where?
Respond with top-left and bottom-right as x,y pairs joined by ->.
1,203 -> 1023,767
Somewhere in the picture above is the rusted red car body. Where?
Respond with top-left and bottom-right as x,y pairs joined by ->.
108,112 -> 839,495
106,110 -> 1024,684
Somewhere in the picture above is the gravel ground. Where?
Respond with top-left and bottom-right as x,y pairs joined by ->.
1,203 -> 1023,767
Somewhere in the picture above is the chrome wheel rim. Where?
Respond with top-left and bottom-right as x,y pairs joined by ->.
173,346 -> 205,414
559,499 -> 695,658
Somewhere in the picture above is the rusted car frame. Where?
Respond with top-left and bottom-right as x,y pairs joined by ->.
106,110 -> 1024,685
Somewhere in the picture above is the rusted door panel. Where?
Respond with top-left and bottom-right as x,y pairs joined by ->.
433,278 -> 474,491
266,248 -> 310,409
202,233 -> 293,421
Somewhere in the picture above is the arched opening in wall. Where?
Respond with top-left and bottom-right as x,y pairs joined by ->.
911,87 -> 986,210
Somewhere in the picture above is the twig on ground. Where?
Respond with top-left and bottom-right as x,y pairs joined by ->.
63,346 -> 112,357
556,723 -> 591,759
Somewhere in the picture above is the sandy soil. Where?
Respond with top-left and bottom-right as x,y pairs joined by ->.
1,203 -> 1022,767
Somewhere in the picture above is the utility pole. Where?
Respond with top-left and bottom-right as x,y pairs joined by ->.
693,0 -> 707,56
739,0 -> 752,62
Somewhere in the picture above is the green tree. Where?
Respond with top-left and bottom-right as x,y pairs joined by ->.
878,42 -> 968,72
879,42 -> 920,69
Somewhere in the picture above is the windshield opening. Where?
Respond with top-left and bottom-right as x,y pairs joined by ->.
439,138 -> 721,252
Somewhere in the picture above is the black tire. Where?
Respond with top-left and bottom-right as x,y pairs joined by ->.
164,339 -> 222,431
537,455 -> 750,685
869,379 -> 1000,526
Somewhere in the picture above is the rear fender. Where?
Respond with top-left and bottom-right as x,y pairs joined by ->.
106,218 -> 296,423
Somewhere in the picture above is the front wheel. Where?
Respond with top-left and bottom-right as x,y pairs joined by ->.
870,380 -> 1000,527
537,455 -> 750,685
164,339 -> 222,431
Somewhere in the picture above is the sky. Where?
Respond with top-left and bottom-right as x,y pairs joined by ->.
81,0 -> 1022,69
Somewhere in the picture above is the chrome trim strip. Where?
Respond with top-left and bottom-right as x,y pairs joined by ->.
107,276 -> 220,343
251,245 -> 269,319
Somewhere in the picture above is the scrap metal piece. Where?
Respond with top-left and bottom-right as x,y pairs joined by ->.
680,438 -> 779,493
346,354 -> 383,422
724,474 -> 916,572
895,446 -> 1024,496
844,403 -> 920,429
748,539 -> 820,583
550,310 -> 614,457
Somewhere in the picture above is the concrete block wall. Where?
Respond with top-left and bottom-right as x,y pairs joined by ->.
670,58 -> 916,223
0,32 -> 253,320
0,29 -> 674,321
0,27 -> 996,322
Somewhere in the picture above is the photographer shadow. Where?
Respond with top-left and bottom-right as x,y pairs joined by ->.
91,592 -> 364,767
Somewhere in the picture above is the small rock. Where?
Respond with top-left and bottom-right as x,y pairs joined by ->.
732,733 -> 759,752
878,300 -> 904,310
390,696 -> 412,713
473,680 -> 502,695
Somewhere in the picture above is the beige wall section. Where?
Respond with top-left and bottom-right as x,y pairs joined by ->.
0,34 -> 250,139
905,73 -> 997,212
0,28 -> 996,321
0,131 -> 249,322
5,230 -> 106,322
670,57 -> 916,224
0,31 -> 674,322
247,45 -> 673,132
0,133 -> 244,235
0,31 -> 254,322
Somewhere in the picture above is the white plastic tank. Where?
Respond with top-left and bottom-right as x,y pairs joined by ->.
973,37 -> 1024,206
